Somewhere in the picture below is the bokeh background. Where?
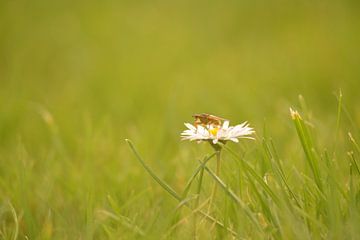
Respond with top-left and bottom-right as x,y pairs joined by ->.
1,0 -> 360,238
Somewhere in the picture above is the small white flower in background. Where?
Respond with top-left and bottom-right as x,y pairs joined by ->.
181,114 -> 255,144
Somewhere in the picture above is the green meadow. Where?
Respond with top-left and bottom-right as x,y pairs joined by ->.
1,0 -> 360,239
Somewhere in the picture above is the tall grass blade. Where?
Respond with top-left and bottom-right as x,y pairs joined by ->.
348,152 -> 360,176
182,154 -> 215,198
193,157 -> 206,239
97,209 -> 145,236
202,163 -> 263,232
125,139 -> 237,236
263,139 -> 301,207
126,139 -> 182,201
348,132 -> 360,154
221,144 -> 281,205
335,90 -> 343,139
290,108 -> 323,192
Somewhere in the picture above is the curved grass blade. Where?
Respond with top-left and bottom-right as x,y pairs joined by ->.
349,132 -> 360,154
220,144 -> 281,205
348,151 -> 360,176
202,163 -> 263,232
182,153 -> 216,198
97,209 -> 145,236
290,108 -> 323,192
125,139 -> 237,236
126,139 -> 182,201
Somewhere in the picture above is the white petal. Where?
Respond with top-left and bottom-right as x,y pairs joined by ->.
181,129 -> 194,135
216,129 -> 225,138
197,126 -> 210,138
184,123 -> 196,131
222,121 -> 230,129
181,118 -> 254,143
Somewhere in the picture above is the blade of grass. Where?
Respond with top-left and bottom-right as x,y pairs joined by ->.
348,151 -> 360,175
323,151 -> 347,200
206,150 -> 221,215
175,195 -> 198,211
0,201 -> 20,240
220,144 -> 281,205
290,108 -> 323,192
182,154 -> 216,198
263,139 -> 301,208
125,139 -> 237,236
245,171 -> 279,236
348,132 -> 360,154
202,163 -> 263,232
335,90 -> 343,141
97,209 -> 145,236
194,157 -> 206,239
126,139 -> 182,201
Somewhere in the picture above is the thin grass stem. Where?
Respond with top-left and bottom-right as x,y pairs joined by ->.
125,139 -> 238,237
203,164 -> 264,233
207,149 -> 221,214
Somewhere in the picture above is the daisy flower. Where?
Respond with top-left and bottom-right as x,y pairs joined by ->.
181,115 -> 255,145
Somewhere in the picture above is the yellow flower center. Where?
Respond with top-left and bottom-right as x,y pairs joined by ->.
209,127 -> 219,136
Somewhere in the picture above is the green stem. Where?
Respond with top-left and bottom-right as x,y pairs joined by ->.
207,149 -> 222,214
194,163 -> 205,239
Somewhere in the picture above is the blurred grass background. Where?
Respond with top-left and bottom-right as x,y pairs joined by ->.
0,0 -> 360,238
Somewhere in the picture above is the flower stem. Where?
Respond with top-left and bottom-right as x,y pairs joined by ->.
207,149 -> 221,214
193,164 -> 205,239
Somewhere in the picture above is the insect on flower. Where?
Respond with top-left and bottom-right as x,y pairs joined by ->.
192,113 -> 227,128
181,113 -> 255,145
